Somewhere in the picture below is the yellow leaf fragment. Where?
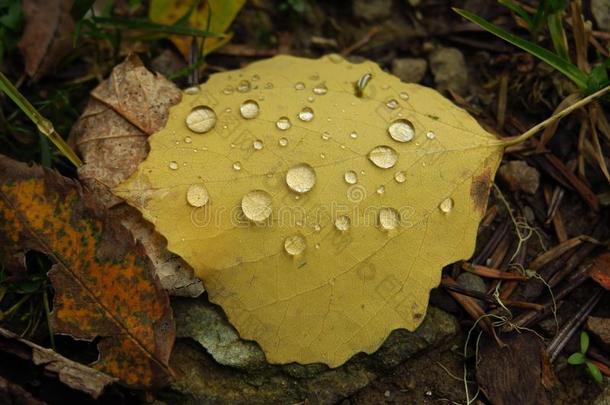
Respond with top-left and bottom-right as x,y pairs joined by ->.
149,0 -> 245,58
114,54 -> 505,367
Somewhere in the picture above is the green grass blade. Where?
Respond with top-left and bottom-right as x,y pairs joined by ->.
0,72 -> 83,167
453,8 -> 588,90
547,12 -> 569,60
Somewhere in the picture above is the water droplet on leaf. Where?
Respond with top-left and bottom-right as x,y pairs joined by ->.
286,163 -> 316,193
186,106 -> 217,133
233,162 -> 242,171
186,184 -> 209,207
184,86 -> 199,95
379,208 -> 400,230
394,171 -> 406,183
295,82 -> 305,90
426,131 -> 436,140
439,197 -> 454,213
237,80 -> 251,93
388,119 -> 415,143
313,83 -> 328,95
284,234 -> 306,256
276,116 -> 292,130
368,145 -> 398,169
298,107 -> 314,122
240,99 -> 260,119
169,161 -> 179,170
386,99 -> 399,109
241,190 -> 273,222
279,137 -> 288,147
344,170 -> 358,184
253,139 -> 264,150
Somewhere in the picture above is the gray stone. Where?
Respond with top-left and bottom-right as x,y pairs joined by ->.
173,298 -> 267,370
392,58 -> 427,83
429,47 -> 469,95
457,272 -> 487,308
592,0 -> 610,32
168,299 -> 459,404
498,160 -> 540,194
353,0 -> 393,22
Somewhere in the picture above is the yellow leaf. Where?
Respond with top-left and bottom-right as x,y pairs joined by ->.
148,0 -> 245,58
114,55 -> 505,367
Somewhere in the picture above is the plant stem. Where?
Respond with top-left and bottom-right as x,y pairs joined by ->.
0,72 -> 83,167
503,85 -> 610,147
43,290 -> 55,351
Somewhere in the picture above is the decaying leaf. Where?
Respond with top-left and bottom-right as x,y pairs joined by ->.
114,54 -> 504,367
149,0 -> 246,58
588,251 -> 610,290
476,333 -> 551,405
18,0 -> 74,80
0,155 -> 175,387
69,54 -> 204,297
0,327 -> 117,399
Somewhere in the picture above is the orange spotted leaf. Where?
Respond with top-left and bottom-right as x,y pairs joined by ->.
0,155 -> 175,388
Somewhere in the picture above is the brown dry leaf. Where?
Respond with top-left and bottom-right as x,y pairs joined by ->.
589,252 -> 610,290
114,54 -> 504,366
69,54 -> 204,297
476,333 -> 551,405
18,0 -> 74,80
0,327 -> 117,398
0,155 -> 175,387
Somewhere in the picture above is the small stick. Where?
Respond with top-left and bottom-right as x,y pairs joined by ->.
547,289 -> 603,362
462,262 -> 528,280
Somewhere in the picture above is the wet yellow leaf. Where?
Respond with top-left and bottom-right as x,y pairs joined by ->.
149,0 -> 245,58
114,55 -> 505,367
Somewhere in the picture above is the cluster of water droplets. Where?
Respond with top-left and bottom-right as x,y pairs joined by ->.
177,69 -> 455,257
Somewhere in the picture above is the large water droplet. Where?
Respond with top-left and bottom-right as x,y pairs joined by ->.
168,161 -> 179,170
334,215 -> 350,231
388,119 -> 415,143
344,170 -> 358,184
286,163 -> 316,193
439,197 -> 454,213
368,145 -> 398,169
253,139 -> 264,150
241,190 -> 272,222
379,208 -> 400,230
240,99 -> 260,119
186,106 -> 217,133
186,184 -> 209,207
313,83 -> 328,95
394,171 -> 406,183
295,82 -> 305,90
276,116 -> 292,130
298,107 -> 314,122
237,80 -> 251,93
284,234 -> 306,256
386,99 -> 399,109
279,137 -> 288,147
